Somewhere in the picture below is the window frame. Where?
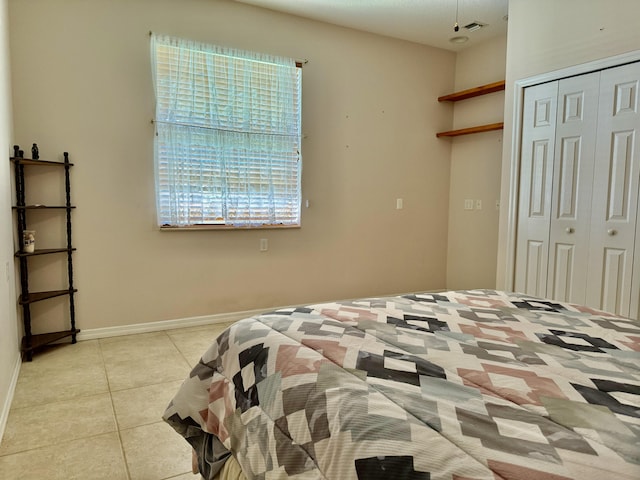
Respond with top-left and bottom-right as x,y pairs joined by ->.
150,34 -> 303,230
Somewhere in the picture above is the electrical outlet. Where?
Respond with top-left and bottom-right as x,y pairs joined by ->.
260,238 -> 268,252
476,200 -> 482,210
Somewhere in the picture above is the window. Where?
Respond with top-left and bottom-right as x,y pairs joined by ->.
150,34 -> 302,228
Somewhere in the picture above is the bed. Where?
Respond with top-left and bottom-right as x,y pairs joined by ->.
163,289 -> 640,479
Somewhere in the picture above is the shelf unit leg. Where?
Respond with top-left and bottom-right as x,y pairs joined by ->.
64,153 -> 78,337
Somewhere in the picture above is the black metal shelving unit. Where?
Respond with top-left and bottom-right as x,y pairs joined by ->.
11,149 -> 79,361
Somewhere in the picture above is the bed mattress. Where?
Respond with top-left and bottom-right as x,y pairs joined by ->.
164,290 -> 640,479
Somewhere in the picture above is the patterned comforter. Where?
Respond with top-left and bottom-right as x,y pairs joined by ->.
163,290 -> 640,479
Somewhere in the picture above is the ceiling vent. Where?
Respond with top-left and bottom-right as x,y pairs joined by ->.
464,21 -> 487,32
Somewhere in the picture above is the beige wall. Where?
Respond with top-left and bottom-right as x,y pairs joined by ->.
497,0 -> 640,289
446,36 -> 506,290
8,0 -> 455,331
0,0 -> 18,437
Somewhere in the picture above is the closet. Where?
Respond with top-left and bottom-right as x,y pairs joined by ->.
515,62 -> 640,319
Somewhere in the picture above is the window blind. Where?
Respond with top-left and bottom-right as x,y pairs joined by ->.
150,34 -> 302,228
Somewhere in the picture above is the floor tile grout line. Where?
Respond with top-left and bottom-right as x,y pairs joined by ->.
115,425 -> 134,480
109,378 -> 185,395
99,336 -> 133,480
97,337 -> 115,396
6,387 -> 112,414
0,429 -> 121,458
100,330 -> 194,365
163,329 -> 198,369
3,389 -> 112,415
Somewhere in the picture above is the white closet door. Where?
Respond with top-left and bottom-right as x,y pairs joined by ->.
515,81 -> 558,297
587,62 -> 640,317
546,73 -> 600,304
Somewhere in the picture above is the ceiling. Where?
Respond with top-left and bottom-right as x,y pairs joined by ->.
233,0 -> 509,51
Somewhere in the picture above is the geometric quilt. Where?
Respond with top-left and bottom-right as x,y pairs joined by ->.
163,290 -> 640,479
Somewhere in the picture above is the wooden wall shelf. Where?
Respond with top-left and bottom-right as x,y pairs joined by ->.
436,122 -> 504,138
22,329 -> 80,355
12,157 -> 74,167
436,80 -> 505,138
438,80 -> 506,102
15,247 -> 76,258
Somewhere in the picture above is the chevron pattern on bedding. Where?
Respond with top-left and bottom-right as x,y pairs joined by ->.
163,290 -> 640,479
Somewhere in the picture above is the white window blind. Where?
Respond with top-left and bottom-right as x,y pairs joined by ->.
150,34 -> 302,228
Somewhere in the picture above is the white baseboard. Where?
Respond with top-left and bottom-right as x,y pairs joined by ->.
73,290 -> 444,341
0,352 -> 21,444
76,307 -> 269,341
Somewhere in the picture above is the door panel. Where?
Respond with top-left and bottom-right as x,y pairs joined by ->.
552,243 -> 575,301
601,248 -> 627,314
557,136 -> 580,218
606,130 -> 634,220
547,73 -> 600,304
515,82 -> 558,296
524,240 -> 545,296
587,62 -> 640,317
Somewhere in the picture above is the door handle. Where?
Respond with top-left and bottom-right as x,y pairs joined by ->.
607,229 -> 618,236
565,227 -> 575,234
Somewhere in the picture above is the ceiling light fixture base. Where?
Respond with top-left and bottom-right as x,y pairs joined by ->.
449,35 -> 469,44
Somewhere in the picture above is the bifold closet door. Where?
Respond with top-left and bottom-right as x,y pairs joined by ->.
546,72 -> 600,305
516,62 -> 640,319
514,81 -> 558,297
586,62 -> 640,318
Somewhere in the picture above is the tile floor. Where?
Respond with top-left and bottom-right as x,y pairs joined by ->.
0,322 -> 235,480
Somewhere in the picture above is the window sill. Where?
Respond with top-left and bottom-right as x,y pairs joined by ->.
159,223 -> 301,231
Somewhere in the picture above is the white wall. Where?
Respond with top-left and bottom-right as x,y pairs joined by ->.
8,0 -> 455,333
0,0 -> 19,442
446,36 -> 506,290
497,0 -> 640,290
